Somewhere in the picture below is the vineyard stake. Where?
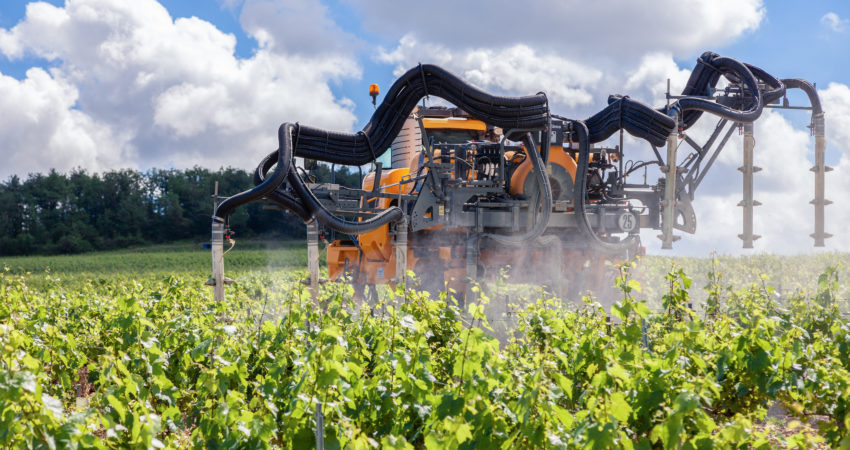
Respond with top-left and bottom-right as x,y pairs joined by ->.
315,400 -> 324,450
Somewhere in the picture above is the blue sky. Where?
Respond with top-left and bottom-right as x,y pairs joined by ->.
0,0 -> 848,255
7,0 -> 844,133
1,1 -> 846,151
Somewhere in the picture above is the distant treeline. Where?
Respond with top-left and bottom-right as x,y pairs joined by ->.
0,165 -> 362,256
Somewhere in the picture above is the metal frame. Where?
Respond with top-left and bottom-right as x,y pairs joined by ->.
660,80 -> 831,248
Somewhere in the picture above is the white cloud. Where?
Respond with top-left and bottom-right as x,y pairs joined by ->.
239,0 -> 360,55
821,83 -> 850,251
379,36 -> 602,107
0,0 -> 360,179
624,52 -> 692,105
0,67 -> 133,177
821,12 -> 848,33
820,83 -> 850,156
354,0 -> 764,61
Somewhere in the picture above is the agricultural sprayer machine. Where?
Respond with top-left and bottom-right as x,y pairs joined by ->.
208,51 -> 831,302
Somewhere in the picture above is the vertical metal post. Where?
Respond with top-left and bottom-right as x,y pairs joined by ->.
394,217 -> 408,285
211,219 -> 225,302
660,119 -> 679,249
737,122 -> 761,248
810,113 -> 832,246
307,220 -> 320,299
314,400 -> 324,450
210,181 -> 226,303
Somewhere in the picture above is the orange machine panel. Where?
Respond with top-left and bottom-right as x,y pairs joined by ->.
359,168 -> 413,262
509,146 -> 577,197
420,118 -> 487,131
327,243 -> 360,281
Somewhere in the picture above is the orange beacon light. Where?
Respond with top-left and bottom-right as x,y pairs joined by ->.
369,83 -> 379,107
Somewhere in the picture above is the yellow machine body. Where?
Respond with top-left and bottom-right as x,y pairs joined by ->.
327,167 -> 419,284
326,115 -> 614,294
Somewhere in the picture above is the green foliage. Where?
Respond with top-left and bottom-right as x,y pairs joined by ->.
638,252 -> 850,310
0,251 -> 848,448
0,164 -> 361,256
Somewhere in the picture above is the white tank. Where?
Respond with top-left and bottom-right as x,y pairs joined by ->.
391,114 -> 421,169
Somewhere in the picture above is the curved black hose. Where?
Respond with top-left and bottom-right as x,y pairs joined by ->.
585,95 -> 675,147
214,122 -> 296,221
249,147 -> 312,221
483,132 -> 551,245
291,64 -> 549,166
253,147 -> 279,187
251,144 -> 402,233
671,56 -> 762,123
287,167 -> 404,235
265,190 -> 311,221
572,120 -> 639,253
582,52 -> 781,148
747,63 -> 785,105
782,78 -> 823,114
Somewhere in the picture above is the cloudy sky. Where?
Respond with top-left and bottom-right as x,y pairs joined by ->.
0,0 -> 848,256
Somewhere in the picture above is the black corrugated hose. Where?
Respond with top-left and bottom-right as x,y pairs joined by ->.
213,122 -> 297,222
214,53 -> 790,245
212,64 -> 552,233
569,52 -> 787,252
570,119 -> 641,253
251,143 -> 403,234
584,52 -> 786,147
293,64 -> 550,166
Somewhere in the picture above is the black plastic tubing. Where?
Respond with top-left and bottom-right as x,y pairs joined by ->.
213,122 -> 296,221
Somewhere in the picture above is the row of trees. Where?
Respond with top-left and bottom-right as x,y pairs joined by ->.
0,165 -> 363,256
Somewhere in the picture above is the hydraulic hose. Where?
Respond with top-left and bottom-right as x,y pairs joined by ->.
214,122 -> 296,222
250,144 -> 402,232
253,147 -> 280,187
582,52 -> 781,148
585,95 -> 675,147
483,132 -> 551,245
675,53 -> 783,127
291,64 -> 549,166
265,190 -> 311,222
671,56 -> 762,123
571,119 -> 640,253
286,167 -> 404,234
251,147 -> 312,221
747,63 -> 785,105
782,78 -> 823,114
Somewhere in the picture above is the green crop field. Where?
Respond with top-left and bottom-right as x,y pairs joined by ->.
1,244 -> 849,448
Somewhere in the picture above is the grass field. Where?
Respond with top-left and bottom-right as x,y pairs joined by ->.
1,243 -> 849,448
0,241 -> 309,276
2,241 -> 848,303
